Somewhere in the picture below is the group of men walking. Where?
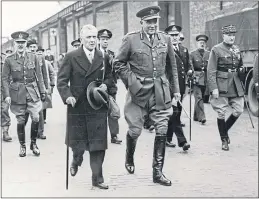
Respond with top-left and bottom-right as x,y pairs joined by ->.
1,4 -> 252,190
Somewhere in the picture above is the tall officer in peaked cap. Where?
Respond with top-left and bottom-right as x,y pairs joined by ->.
2,31 -> 46,157
190,34 -> 210,125
97,28 -> 122,144
207,25 -> 245,151
114,6 -> 180,186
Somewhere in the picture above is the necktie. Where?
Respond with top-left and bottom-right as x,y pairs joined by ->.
174,45 -> 179,53
149,34 -> 154,45
89,53 -> 93,63
198,49 -> 204,57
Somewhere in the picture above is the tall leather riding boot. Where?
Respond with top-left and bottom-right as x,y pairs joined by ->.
226,114 -> 239,132
30,122 -> 40,156
17,124 -> 26,157
125,132 -> 137,174
217,119 -> 229,151
152,135 -> 171,186
24,112 -> 30,126
2,126 -> 12,142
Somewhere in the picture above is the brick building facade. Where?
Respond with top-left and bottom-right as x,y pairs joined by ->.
2,1 -> 258,57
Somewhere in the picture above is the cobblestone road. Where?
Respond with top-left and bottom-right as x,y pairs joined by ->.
1,80 -> 258,197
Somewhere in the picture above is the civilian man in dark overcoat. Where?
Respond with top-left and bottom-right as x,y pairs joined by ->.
57,24 -> 114,190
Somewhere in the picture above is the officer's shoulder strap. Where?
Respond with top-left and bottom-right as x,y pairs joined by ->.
125,31 -> 139,36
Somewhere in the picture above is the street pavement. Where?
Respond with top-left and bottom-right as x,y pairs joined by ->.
1,79 -> 258,197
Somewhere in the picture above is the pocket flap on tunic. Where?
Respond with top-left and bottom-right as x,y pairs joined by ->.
9,83 -> 19,90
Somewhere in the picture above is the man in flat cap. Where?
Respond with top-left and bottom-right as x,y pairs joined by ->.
45,48 -> 55,67
114,6 -> 180,186
207,25 -> 245,151
164,24 -> 192,150
2,31 -> 46,157
1,52 -> 12,142
97,28 -> 122,144
71,38 -> 81,49
190,34 -> 210,125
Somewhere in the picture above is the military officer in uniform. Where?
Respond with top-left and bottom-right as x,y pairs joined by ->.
165,25 -> 192,129
2,31 -> 46,157
97,29 -> 122,144
164,25 -> 191,150
71,38 -> 81,49
1,52 -> 12,141
190,34 -> 210,125
207,25 -> 245,151
114,6 -> 180,186
25,39 -> 49,139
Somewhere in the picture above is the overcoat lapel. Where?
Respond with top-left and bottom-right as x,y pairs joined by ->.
84,49 -> 103,78
74,46 -> 91,72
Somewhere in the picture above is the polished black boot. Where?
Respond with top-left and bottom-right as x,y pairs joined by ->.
30,122 -> 40,156
153,135 -> 171,186
225,114 -> 239,144
17,124 -> 26,157
217,119 -> 229,151
2,126 -> 12,142
125,133 -> 137,174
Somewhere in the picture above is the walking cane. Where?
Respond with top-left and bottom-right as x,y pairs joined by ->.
241,81 -> 255,128
189,78 -> 192,141
66,109 -> 69,190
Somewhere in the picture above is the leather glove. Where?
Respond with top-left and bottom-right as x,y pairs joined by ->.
66,97 -> 76,107
5,97 -> 11,105
41,93 -> 46,102
212,89 -> 219,99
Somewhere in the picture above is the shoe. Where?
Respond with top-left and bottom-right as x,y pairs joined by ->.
19,145 -> 26,157
37,134 -> 46,139
200,119 -> 206,125
44,121 -> 46,124
111,136 -> 122,144
30,142 -> 40,156
70,164 -> 78,176
182,143 -> 190,151
222,139 -> 229,151
125,133 -> 137,174
193,118 -> 198,122
166,141 -> 176,148
153,135 -> 171,186
3,130 -> 12,142
180,122 -> 185,127
93,183 -> 109,189
153,174 -> 172,186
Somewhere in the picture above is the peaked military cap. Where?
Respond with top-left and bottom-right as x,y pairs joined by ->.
196,34 -> 209,42
27,39 -> 37,47
164,25 -> 182,34
98,29 -> 112,39
36,46 -> 45,52
71,38 -> 81,47
11,31 -> 29,42
222,25 -> 237,34
5,49 -> 13,54
136,6 -> 161,21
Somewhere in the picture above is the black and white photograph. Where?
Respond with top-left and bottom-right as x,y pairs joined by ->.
1,0 -> 258,197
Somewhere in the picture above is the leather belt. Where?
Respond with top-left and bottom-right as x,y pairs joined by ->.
218,68 -> 237,72
13,78 -> 35,83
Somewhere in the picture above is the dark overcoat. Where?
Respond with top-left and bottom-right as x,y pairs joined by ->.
57,46 -> 114,152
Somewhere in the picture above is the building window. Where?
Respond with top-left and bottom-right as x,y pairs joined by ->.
220,1 -> 234,10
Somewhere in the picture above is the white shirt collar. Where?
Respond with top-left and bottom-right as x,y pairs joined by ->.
83,45 -> 95,61
144,31 -> 154,41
